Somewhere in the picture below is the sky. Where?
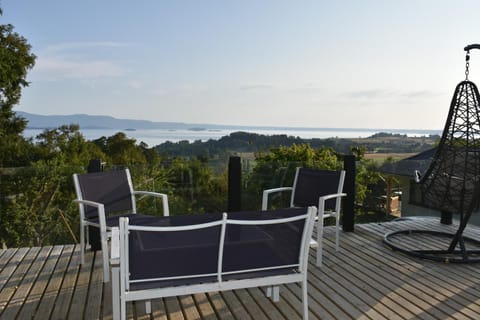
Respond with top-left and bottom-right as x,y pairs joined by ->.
2,0 -> 480,130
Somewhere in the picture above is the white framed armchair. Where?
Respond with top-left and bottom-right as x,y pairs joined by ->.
262,167 -> 346,266
73,168 -> 169,282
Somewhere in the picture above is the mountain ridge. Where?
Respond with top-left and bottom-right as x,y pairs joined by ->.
17,111 -> 441,135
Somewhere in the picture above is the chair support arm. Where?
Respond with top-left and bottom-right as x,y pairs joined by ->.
318,192 -> 347,218
133,191 -> 170,216
262,187 -> 293,210
74,198 -> 105,209
319,192 -> 347,202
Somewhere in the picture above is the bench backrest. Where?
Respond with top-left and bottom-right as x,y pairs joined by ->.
117,207 -> 316,291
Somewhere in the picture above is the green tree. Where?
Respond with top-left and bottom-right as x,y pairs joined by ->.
0,8 -> 36,166
93,132 -> 147,165
166,157 -> 228,214
0,125 -> 108,247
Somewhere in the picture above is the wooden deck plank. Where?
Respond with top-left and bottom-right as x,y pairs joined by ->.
50,245 -> 82,320
0,248 -> 18,274
1,219 -> 480,319
207,291 -> 235,320
15,246 -> 63,320
247,287 -> 288,319
0,246 -> 50,319
220,290 -> 253,320
335,229 -> 474,320
67,249 -> 95,320
0,247 -> 39,316
179,295 -> 203,319
163,296 -> 186,320
0,247 -> 28,294
33,245 -> 74,320
150,297 -> 168,319
351,230 -> 480,318
232,288 -> 270,320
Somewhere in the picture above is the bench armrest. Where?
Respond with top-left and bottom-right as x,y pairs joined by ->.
262,187 -> 293,210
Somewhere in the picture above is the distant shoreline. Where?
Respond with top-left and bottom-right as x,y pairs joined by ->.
23,127 -> 442,148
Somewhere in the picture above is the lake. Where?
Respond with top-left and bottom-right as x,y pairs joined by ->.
23,127 -> 441,148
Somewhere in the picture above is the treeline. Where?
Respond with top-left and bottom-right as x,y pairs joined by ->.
156,131 -> 440,158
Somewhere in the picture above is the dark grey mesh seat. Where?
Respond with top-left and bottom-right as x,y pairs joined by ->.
262,167 -> 346,266
73,168 -> 169,282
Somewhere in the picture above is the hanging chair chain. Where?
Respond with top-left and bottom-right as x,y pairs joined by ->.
465,51 -> 470,80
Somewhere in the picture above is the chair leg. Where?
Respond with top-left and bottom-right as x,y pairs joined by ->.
335,214 -> 340,252
266,286 -> 272,298
272,286 -> 280,302
302,278 -> 309,320
80,224 -> 85,265
112,266 -> 120,320
101,237 -> 110,283
316,219 -> 324,267
120,296 -> 127,320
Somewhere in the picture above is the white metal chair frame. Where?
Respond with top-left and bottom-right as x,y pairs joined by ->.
110,207 -> 317,320
73,168 -> 169,282
262,168 -> 346,266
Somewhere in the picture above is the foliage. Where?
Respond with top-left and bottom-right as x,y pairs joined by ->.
0,10 -> 36,167
164,157 -> 228,214
243,144 -> 343,210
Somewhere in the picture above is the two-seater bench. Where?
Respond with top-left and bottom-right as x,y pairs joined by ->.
110,207 -> 317,320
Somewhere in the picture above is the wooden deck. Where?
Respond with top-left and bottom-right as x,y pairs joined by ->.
1,218 -> 480,319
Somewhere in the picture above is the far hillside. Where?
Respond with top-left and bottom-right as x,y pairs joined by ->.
155,131 -> 440,158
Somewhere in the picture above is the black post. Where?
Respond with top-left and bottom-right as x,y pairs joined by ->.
228,156 -> 242,212
343,155 -> 356,232
87,159 -> 103,251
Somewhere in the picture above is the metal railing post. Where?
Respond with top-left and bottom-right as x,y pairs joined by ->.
343,155 -> 356,232
228,156 -> 242,212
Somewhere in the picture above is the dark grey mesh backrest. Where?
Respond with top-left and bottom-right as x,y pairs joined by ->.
223,208 -> 306,274
292,168 -> 342,210
127,208 -> 307,285
76,169 -> 134,219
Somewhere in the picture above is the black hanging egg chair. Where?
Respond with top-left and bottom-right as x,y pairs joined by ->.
383,44 -> 480,263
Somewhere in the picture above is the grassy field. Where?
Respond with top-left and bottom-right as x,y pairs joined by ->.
363,152 -> 416,163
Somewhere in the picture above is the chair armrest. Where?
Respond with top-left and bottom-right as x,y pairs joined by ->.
73,199 -> 107,232
319,192 -> 347,202
133,191 -> 170,216
262,187 -> 293,210
74,198 -> 105,209
318,192 -> 347,217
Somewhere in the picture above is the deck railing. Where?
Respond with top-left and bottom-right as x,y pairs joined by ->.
0,156 -> 361,248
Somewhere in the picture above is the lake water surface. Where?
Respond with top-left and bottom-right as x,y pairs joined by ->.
24,127 -> 441,148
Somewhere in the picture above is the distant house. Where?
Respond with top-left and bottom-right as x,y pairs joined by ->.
377,148 -> 480,226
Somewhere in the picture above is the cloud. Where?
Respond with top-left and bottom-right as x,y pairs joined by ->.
345,89 -> 393,99
42,41 -> 129,54
344,89 -> 438,100
32,41 -> 130,81
239,84 -> 274,91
